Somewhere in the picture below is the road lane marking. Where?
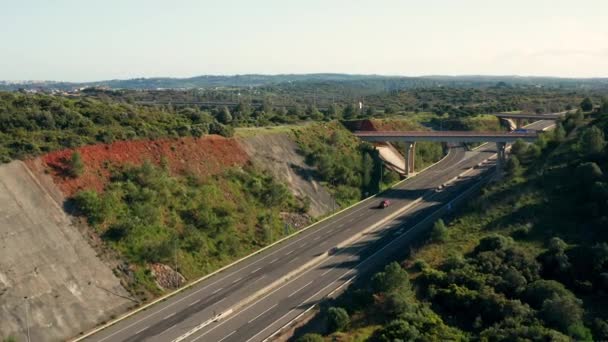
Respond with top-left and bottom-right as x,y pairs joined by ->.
188,299 -> 201,307
269,257 -> 278,264
134,326 -> 149,334
212,287 -> 223,294
163,312 -> 175,319
250,267 -> 261,274
231,277 -> 242,284
218,331 -> 236,342
288,281 -> 313,298
299,243 -> 306,248
285,250 -> 293,256
313,236 -> 320,241
216,297 -> 226,303
288,256 -> 300,263
248,304 -> 278,324
321,269 -> 332,276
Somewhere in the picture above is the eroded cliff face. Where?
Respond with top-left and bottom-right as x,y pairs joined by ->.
0,160 -> 132,341
238,132 -> 335,217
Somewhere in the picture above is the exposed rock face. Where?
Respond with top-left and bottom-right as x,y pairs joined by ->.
0,160 -> 132,341
239,133 -> 335,217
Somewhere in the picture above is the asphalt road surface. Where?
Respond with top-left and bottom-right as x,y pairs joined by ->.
82,120 -> 553,342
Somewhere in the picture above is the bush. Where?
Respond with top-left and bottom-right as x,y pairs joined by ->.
372,262 -> 410,294
540,296 -> 584,331
68,151 -> 85,177
370,320 -> 421,342
431,219 -> 448,242
326,307 -> 350,332
295,333 -> 324,342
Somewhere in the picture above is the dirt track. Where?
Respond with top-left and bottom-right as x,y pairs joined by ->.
0,160 -> 131,341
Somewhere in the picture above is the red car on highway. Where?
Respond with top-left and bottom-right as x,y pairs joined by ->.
379,200 -> 391,209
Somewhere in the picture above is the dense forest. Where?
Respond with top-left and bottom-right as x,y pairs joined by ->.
299,107 -> 608,341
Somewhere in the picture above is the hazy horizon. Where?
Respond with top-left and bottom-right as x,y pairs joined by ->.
2,0 -> 607,82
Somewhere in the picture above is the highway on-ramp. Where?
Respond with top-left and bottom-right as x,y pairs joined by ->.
81,120 -> 553,342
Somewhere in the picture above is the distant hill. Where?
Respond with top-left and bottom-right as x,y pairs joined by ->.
2,74 -> 608,91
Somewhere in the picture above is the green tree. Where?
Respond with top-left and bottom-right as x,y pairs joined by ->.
68,151 -> 85,177
295,333 -> 324,342
326,307 -> 350,332
580,97 -> 594,112
216,106 -> 233,124
540,296 -> 584,331
505,155 -> 522,176
553,123 -> 566,142
431,219 -> 448,242
580,126 -> 606,154
342,103 -> 358,120
370,320 -> 421,342
372,262 -> 410,293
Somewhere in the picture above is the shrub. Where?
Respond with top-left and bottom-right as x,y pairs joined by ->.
431,219 -> 448,242
326,307 -> 350,332
295,333 -> 324,342
372,262 -> 410,294
68,151 -> 85,177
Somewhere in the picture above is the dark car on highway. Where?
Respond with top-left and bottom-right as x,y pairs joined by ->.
379,200 -> 391,209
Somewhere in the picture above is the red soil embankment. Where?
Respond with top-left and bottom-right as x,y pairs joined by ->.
39,135 -> 249,196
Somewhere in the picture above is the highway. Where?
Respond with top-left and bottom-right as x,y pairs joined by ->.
81,120 -> 553,342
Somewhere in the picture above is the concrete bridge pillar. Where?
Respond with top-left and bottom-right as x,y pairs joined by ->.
515,118 -> 523,129
404,142 -> 416,176
496,142 -> 506,173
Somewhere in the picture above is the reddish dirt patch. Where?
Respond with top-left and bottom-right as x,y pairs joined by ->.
38,135 -> 250,197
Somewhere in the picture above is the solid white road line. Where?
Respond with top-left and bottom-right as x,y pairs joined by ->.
163,312 -> 175,319
321,268 -> 332,276
188,299 -> 201,307
212,287 -> 223,294
248,304 -> 278,324
134,326 -> 149,335
288,281 -> 313,298
250,267 -> 262,274
217,331 -> 236,342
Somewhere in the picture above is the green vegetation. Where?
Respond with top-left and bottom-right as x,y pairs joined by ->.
304,110 -> 608,340
72,161 -> 305,297
293,122 -> 382,206
68,151 -> 84,177
0,92 -> 234,162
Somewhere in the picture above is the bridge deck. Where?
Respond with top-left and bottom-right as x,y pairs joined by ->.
354,130 -> 538,143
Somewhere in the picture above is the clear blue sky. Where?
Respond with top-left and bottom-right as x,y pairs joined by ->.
2,0 -> 607,81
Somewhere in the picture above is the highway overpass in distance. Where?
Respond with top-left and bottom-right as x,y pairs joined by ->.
353,130 -> 539,143
353,130 -> 539,174
79,121 -> 554,342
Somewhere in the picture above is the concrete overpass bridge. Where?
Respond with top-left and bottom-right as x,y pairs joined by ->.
354,130 -> 539,175
493,112 -> 566,129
